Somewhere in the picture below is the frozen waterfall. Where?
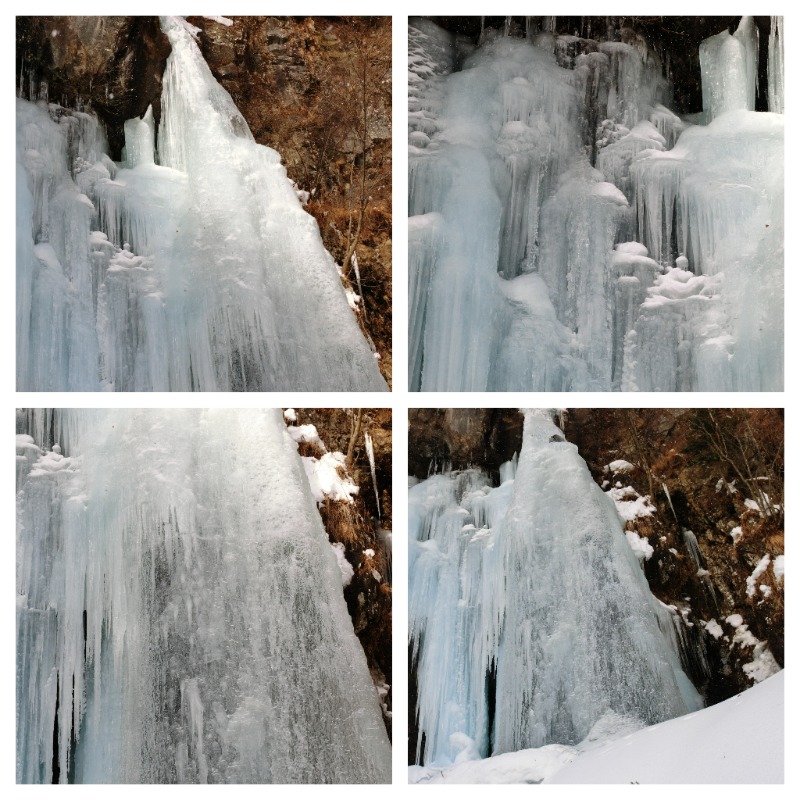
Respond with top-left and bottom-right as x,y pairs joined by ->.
17,16 -> 387,391
408,17 -> 783,391
409,409 -> 701,767
16,409 -> 391,783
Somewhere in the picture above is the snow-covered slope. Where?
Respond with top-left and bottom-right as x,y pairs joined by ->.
548,668 -> 783,784
410,669 -> 783,783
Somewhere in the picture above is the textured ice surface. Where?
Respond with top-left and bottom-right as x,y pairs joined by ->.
408,18 -> 783,391
16,409 -> 391,783
409,410 -> 701,767
17,17 -> 386,391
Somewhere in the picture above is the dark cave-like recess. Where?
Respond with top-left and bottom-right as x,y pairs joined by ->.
418,16 -> 774,114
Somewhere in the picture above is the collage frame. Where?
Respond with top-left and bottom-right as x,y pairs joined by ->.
6,0 -> 794,792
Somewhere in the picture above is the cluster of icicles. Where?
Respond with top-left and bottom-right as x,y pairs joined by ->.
408,16 -> 783,392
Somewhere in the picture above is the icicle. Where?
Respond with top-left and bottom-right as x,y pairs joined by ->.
351,251 -> 366,319
662,482 -> 679,523
768,17 -> 784,113
364,429 -> 380,519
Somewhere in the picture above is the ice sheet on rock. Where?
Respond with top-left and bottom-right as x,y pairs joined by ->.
16,409 -> 391,783
17,17 -> 386,391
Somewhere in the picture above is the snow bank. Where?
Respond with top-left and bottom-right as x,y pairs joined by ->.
547,670 -> 783,783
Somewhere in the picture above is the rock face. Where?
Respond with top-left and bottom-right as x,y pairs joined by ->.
17,16 -> 392,384
408,409 -> 524,481
408,408 -> 784,760
290,408 -> 393,737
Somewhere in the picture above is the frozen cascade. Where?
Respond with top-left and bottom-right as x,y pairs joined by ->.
17,16 -> 386,392
16,409 -> 391,783
408,18 -> 783,391
409,410 -> 702,767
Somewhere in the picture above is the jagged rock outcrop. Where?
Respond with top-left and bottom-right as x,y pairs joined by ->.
408,409 -> 524,481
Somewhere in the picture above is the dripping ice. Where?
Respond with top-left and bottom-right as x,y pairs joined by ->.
16,409 -> 391,783
409,409 -> 702,767
408,17 -> 783,391
17,16 -> 387,391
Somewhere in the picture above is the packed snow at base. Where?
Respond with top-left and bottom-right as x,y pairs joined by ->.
17,16 -> 387,391
408,17 -> 783,391
16,409 -> 391,783
409,669 -> 783,783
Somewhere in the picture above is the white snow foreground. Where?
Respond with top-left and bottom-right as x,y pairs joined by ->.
16,409 -> 391,783
408,17 -> 783,392
548,668 -> 783,784
409,410 -> 701,768
17,16 -> 386,391
409,670 -> 783,784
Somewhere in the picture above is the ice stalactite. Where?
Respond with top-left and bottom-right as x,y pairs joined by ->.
364,430 -> 380,519
768,17 -> 784,114
17,16 -> 386,391
408,17 -> 783,391
16,409 -> 391,783
409,410 -> 702,767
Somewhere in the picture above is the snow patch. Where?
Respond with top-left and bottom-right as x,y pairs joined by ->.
330,542 -> 354,587
625,530 -> 654,561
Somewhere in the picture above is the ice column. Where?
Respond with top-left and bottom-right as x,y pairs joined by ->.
699,17 -> 758,120
768,17 -> 784,114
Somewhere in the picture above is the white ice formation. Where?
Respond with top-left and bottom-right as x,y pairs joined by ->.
17,16 -> 387,391
408,17 -> 783,391
16,409 -> 391,783
409,409 -> 702,767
